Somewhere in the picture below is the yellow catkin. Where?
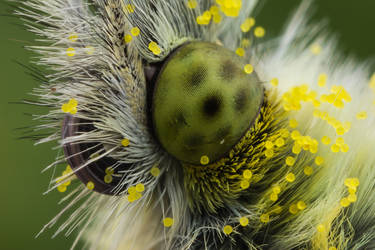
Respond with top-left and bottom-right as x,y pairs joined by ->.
223,225 -> 233,235
272,186 -> 281,194
163,217 -> 174,227
265,149 -> 274,158
239,217 -> 249,226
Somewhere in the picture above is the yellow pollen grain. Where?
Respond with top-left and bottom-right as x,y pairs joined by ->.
315,156 -> 324,166
85,46 -> 95,55
135,183 -> 145,193
124,34 -> 133,43
297,201 -> 306,210
291,130 -> 301,140
86,181 -> 95,190
328,247 -> 337,250
285,173 -> 296,182
270,193 -> 278,201
240,180 -> 250,190
187,0 -> 198,9
163,217 -> 174,227
348,187 -> 357,194
317,73 -> 327,87
200,155 -> 210,165
130,27 -> 140,36
286,156 -> 295,166
105,167 -> 114,175
126,4 -> 135,13
66,47 -> 76,57
265,149 -> 274,158
310,43 -> 322,55
304,166 -> 313,176
348,193 -> 357,203
104,174 -> 113,184
150,166 -> 161,177
265,140 -> 274,149
254,26 -> 265,38
260,213 -> 270,223
280,129 -> 290,138
241,38 -> 251,48
289,204 -> 299,214
68,34 -> 78,42
316,224 -> 325,233
244,64 -> 253,74
331,143 -> 340,152
340,143 -> 349,153
148,41 -> 161,55
213,13 -> 222,23
243,169 -> 252,179
321,136 -> 331,145
236,47 -> 245,57
121,138 -> 130,147
336,137 -> 344,145
275,138 -> 285,147
128,186 -> 137,195
240,17 -> 255,32
340,197 -> 350,207
289,119 -> 298,128
272,186 -> 281,194
57,185 -> 67,193
270,78 -> 279,87
356,111 -> 367,120
223,225 -> 233,235
239,217 -> 249,227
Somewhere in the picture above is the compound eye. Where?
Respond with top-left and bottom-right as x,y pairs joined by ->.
152,42 -> 263,165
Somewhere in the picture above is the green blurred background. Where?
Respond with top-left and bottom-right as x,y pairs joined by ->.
0,0 -> 374,249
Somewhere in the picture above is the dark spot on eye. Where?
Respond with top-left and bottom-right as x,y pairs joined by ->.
234,88 -> 249,113
216,125 -> 232,140
202,95 -> 222,118
185,65 -> 208,89
185,133 -> 204,148
219,60 -> 238,81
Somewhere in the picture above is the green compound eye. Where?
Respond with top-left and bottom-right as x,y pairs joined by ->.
152,42 -> 263,165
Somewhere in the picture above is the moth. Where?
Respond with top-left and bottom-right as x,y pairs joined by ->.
17,0 -> 375,249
